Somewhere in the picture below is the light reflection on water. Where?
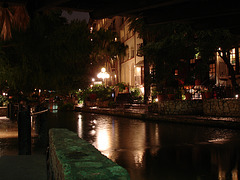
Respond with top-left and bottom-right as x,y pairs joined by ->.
65,112 -> 240,180
1,112 -> 240,180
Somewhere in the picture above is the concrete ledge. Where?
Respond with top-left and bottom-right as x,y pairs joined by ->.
48,128 -> 130,180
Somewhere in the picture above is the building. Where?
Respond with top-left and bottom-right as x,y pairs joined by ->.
91,17 -> 144,91
92,16 -> 240,99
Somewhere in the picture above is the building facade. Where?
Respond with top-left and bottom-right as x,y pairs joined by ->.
91,17 -> 144,89
91,16 -> 240,99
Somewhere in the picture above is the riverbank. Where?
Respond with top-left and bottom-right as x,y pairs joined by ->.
75,106 -> 240,129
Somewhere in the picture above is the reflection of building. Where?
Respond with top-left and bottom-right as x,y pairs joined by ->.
91,17 -> 144,89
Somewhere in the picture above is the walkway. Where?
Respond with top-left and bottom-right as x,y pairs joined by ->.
0,155 -> 47,180
0,116 -> 47,180
76,104 -> 240,129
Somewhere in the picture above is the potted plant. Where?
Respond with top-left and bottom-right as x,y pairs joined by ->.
182,88 -> 192,100
116,82 -> 127,93
185,92 -> 192,100
157,90 -> 166,101
201,88 -> 212,99
96,86 -> 113,107
166,87 -> 176,100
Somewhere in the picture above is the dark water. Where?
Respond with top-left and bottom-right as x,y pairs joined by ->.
1,112 -> 240,180
46,111 -> 240,180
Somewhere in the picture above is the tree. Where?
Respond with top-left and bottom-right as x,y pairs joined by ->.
128,16 -> 159,103
1,10 -> 92,96
0,4 -> 29,40
90,28 -> 127,85
128,17 -> 196,98
143,23 -> 197,92
128,15 -> 240,96
196,29 -> 240,94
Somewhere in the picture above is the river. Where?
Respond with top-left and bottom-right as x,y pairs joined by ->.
1,111 -> 240,180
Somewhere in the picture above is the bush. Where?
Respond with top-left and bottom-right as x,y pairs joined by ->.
0,95 -> 8,106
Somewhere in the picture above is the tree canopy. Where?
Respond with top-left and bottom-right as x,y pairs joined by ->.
89,28 -> 127,83
0,10 -> 92,95
128,16 -> 240,94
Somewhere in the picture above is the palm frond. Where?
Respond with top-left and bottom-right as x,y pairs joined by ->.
12,5 -> 29,31
0,7 -> 13,40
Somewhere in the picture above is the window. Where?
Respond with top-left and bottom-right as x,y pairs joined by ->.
190,59 -> 196,64
209,63 -> 216,80
131,47 -> 134,58
230,48 -> 236,70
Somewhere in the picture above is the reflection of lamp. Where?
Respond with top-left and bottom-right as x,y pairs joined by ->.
97,68 -> 110,86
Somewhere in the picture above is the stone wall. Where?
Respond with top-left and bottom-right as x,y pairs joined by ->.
0,107 -> 7,116
152,100 -> 203,115
48,128 -> 130,180
150,99 -> 240,117
203,99 -> 240,117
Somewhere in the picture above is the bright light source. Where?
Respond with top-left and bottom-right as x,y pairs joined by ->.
101,67 -> 106,73
140,86 -> 144,94
97,68 -> 109,80
136,67 -> 141,73
92,78 -> 95,82
235,94 -> 239,99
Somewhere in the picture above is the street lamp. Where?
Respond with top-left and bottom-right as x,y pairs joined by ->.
97,67 -> 110,86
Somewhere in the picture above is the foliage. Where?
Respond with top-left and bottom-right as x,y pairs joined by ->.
130,87 -> 141,98
89,28 -> 128,80
115,82 -> 127,92
0,95 -> 8,106
1,10 -> 92,94
0,5 -> 30,40
79,85 -> 113,101
129,15 -> 240,94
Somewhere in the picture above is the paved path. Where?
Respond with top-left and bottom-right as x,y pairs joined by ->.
0,117 -> 47,180
0,155 -> 47,180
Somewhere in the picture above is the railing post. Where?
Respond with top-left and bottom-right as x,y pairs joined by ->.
18,109 -> 31,155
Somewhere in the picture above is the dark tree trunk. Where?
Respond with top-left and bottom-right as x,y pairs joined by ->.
143,39 -> 150,104
235,47 -> 239,75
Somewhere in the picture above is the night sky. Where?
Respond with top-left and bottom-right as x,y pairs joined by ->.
61,11 -> 90,23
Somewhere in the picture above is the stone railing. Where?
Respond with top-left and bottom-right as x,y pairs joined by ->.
203,99 -> 240,117
48,128 -> 130,180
